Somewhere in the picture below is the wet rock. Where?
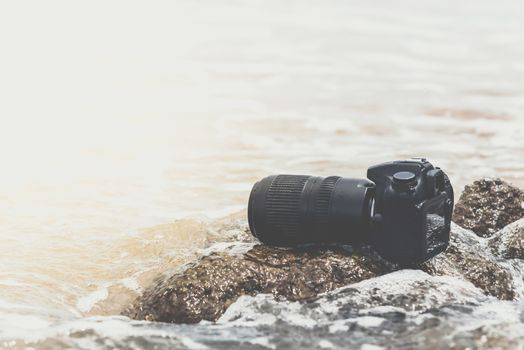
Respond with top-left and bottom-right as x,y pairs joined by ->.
489,218 -> 524,260
218,270 -> 487,324
453,178 -> 524,237
213,271 -> 504,350
125,223 -> 518,324
422,224 -> 516,300
27,271 -> 524,350
125,179 -> 524,324
123,245 -> 395,323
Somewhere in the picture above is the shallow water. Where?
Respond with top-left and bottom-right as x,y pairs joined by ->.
0,0 -> 523,348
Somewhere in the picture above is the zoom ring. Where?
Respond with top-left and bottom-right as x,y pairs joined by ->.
313,176 -> 340,229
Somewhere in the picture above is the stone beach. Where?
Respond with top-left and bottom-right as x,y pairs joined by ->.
124,178 -> 524,330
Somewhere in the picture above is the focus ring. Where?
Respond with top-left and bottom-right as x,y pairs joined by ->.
265,175 -> 309,240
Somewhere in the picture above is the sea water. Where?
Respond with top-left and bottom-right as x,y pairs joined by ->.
0,0 -> 523,348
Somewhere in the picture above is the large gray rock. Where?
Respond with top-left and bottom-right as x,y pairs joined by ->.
213,272 -> 521,350
453,178 -> 524,237
23,271 -> 524,350
489,218 -> 524,260
421,224 -> 516,300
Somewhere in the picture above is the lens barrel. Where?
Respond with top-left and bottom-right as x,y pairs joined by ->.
248,175 -> 375,246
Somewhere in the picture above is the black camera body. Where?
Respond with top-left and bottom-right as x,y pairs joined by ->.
248,158 -> 454,264
367,159 -> 454,264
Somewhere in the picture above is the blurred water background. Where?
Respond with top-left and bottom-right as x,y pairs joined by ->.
0,0 -> 523,348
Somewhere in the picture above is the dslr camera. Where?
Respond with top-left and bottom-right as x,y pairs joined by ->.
248,158 -> 453,264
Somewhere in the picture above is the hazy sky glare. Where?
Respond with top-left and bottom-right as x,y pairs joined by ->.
0,1 -> 212,192
1,0 -> 523,226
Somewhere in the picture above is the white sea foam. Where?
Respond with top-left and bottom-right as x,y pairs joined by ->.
76,285 -> 109,313
318,339 -> 335,349
199,242 -> 256,256
250,337 -> 276,349
328,321 -> 349,333
353,316 -> 384,328
360,345 -> 385,350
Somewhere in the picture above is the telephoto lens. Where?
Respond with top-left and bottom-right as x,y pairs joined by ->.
248,159 -> 454,264
248,175 -> 375,245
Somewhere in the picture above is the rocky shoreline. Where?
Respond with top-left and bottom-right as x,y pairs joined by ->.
123,178 -> 524,330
